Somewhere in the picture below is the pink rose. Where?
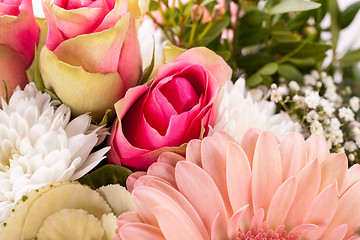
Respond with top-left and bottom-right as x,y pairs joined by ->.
0,0 -> 39,101
39,0 -> 146,121
107,47 -> 232,170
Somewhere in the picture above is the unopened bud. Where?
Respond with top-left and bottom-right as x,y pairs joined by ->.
212,4 -> 225,20
303,26 -> 316,36
191,5 -> 203,22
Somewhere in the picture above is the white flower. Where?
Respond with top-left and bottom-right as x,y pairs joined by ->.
349,153 -> 355,162
350,96 -> 360,112
330,118 -> 342,130
324,86 -> 338,103
270,89 -> 282,103
289,81 -> 300,92
322,75 -> 335,89
310,70 -> 320,79
344,141 -> 357,152
305,110 -> 319,123
0,83 -> 109,224
304,90 -> 320,109
304,74 -> 317,86
310,120 -> 324,136
339,107 -> 355,121
212,79 -> 301,142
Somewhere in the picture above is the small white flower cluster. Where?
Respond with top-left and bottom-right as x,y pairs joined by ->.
270,71 -> 360,164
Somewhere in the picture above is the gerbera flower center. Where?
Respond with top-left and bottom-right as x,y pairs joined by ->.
236,226 -> 299,240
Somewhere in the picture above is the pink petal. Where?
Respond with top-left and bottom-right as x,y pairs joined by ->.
319,153 -> 348,193
147,180 -> 209,240
322,224 -> 347,240
95,0 -> 128,31
132,186 -> 191,227
227,206 -> 249,239
51,6 -> 109,39
240,128 -> 261,168
154,206 -> 205,240
147,162 -> 176,187
340,164 -> 360,196
175,161 -> 227,233
169,47 -> 232,86
119,223 -> 165,240
211,212 -> 228,240
226,142 -> 252,216
157,152 -> 185,167
116,14 -> 142,91
201,137 -> 232,217
252,131 -> 283,217
306,136 -> 330,163
1,0 -> 39,63
117,211 -> 143,230
126,171 -> 146,192
302,182 -> 339,239
211,131 -> 236,148
266,177 -> 297,229
288,224 -> 318,236
285,159 -> 321,231
325,182 -> 360,239
186,139 -> 202,167
251,208 -> 265,232
0,45 -> 29,101
279,132 -> 307,180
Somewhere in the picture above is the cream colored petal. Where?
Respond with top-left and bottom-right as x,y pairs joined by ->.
39,46 -> 123,122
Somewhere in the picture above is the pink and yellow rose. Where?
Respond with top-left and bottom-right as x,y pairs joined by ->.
39,0 -> 146,121
107,47 -> 232,171
0,0 -> 39,102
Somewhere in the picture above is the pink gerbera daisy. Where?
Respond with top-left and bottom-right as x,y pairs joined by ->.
115,129 -> 360,240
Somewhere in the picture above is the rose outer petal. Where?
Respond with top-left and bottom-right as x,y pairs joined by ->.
0,0 -> 39,63
0,44 -> 28,103
40,46 -> 124,122
53,13 -> 131,74
156,47 -> 232,86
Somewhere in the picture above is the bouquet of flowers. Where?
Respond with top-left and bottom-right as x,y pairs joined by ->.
1,0 -> 360,238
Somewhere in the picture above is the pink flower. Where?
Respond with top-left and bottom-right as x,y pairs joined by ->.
0,0 -> 39,102
116,129 -> 360,239
39,0 -> 146,121
107,47 -> 232,171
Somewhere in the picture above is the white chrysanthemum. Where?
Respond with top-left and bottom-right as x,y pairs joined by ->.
0,83 -> 109,224
213,79 -> 301,142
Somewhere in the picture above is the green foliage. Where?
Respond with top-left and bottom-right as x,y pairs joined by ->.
78,165 -> 132,190
270,0 -> 321,15
148,0 -> 360,89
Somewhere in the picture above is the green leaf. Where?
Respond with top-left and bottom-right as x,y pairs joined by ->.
91,109 -> 112,126
198,17 -> 230,46
270,41 -> 331,58
237,9 -> 267,48
328,0 -> 340,49
2,81 -> 8,103
270,0 -> 321,15
237,53 -> 275,74
148,0 -> 160,12
277,64 -> 303,81
139,36 -> 156,85
339,49 -> 360,64
340,1 -> 360,29
247,74 -> 263,87
34,45 -> 45,91
288,57 -> 316,66
258,63 -> 278,75
34,45 -> 60,101
200,0 -> 216,7
78,165 -> 132,190
216,50 -> 231,61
